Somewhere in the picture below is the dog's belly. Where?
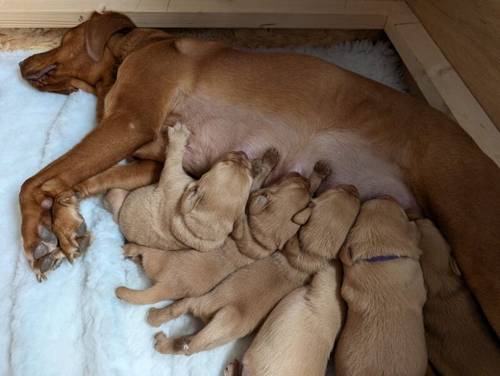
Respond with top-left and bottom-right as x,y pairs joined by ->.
164,93 -> 417,209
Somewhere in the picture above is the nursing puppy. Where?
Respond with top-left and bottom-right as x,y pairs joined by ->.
417,219 -> 500,376
227,262 -> 344,376
335,198 -> 427,376
149,185 -> 360,356
114,163 -> 329,304
111,122 -> 253,252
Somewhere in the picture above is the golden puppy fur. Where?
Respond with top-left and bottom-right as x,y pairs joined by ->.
417,219 -> 500,376
231,262 -> 344,376
148,186 -> 360,356
335,198 -> 427,376
114,164 -> 327,304
118,122 -> 253,252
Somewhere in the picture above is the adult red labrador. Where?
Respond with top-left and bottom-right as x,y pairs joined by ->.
18,12 -> 500,334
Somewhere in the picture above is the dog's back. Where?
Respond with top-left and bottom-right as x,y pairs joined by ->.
335,198 -> 427,376
417,219 -> 500,375
241,263 -> 344,376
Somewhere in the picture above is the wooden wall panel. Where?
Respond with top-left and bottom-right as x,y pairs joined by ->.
406,0 -> 500,131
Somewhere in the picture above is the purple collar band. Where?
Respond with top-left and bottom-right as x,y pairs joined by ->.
363,255 -> 404,263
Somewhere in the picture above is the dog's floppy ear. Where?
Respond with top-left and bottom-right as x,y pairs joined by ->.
449,257 -> 462,276
291,204 -> 313,225
248,194 -> 269,215
85,11 -> 136,62
339,244 -> 354,266
180,182 -> 203,215
231,215 -> 246,240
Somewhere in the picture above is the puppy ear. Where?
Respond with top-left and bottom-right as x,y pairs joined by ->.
248,194 -> 269,215
449,257 -> 462,276
339,244 -> 354,266
85,11 -> 136,62
291,205 -> 312,225
231,215 -> 246,240
408,221 -> 421,245
180,182 -> 203,214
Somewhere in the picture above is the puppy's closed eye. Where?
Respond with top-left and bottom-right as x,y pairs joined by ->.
180,183 -> 203,214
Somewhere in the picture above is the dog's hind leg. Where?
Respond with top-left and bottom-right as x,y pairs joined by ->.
147,297 -> 196,327
154,306 -> 242,355
115,283 -> 168,305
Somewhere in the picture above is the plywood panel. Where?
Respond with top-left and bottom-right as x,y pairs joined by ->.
406,0 -> 500,131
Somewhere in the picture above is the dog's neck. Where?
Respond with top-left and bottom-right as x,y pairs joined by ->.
281,234 -> 330,274
107,29 -> 172,63
170,214 -> 227,252
231,216 -> 275,260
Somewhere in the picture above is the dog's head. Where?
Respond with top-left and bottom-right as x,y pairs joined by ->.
340,196 -> 421,266
19,12 -> 135,94
179,151 -> 253,244
241,172 -> 313,250
299,185 -> 361,260
416,219 -> 461,292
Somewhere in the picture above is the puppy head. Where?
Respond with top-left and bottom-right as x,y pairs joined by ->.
299,185 -> 361,260
245,172 -> 313,249
416,219 -> 461,277
340,196 -> 421,265
180,151 -> 253,242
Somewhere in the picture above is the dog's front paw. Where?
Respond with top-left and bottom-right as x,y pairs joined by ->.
168,122 -> 191,146
51,191 -> 90,263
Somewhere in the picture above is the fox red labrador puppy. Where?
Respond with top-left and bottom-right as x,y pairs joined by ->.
18,12 -> 500,333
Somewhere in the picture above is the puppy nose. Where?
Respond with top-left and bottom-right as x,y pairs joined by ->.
337,184 -> 360,198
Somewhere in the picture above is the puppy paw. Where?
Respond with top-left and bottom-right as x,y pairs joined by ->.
154,332 -> 177,354
262,148 -> 280,168
313,160 -> 331,178
115,286 -> 128,301
147,307 -> 165,327
168,122 -> 191,145
224,360 -> 241,376
122,243 -> 143,265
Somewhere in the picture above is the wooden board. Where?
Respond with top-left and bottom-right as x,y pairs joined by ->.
406,0 -> 500,133
0,1 -> 398,28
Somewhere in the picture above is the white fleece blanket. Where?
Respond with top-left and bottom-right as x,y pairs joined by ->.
0,41 -> 405,376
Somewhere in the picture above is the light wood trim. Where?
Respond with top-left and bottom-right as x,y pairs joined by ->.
385,5 -> 500,165
0,1 -> 395,28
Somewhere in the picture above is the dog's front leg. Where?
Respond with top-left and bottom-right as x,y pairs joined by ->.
20,113 -> 153,280
156,122 -> 192,190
